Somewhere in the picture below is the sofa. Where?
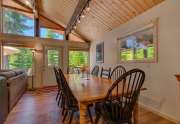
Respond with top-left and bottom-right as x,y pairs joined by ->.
0,76 -> 8,124
0,69 -> 28,112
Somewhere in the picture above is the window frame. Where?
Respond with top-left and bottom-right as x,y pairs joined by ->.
2,7 -> 35,37
117,20 -> 158,63
39,26 -> 65,40
2,45 -> 33,69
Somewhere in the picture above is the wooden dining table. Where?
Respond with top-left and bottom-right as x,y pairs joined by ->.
65,74 -> 140,124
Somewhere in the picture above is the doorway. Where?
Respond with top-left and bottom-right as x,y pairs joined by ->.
43,46 -> 63,86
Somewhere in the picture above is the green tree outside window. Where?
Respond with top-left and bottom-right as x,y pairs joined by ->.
69,51 -> 88,67
3,8 -> 34,69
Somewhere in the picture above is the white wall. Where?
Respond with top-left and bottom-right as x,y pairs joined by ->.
90,0 -> 180,122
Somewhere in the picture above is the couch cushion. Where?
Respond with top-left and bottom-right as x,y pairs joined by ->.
0,69 -> 12,72
0,71 -> 16,79
12,69 -> 25,75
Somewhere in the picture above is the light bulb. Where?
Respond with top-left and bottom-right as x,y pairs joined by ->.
86,7 -> 90,12
73,26 -> 77,29
77,19 -> 81,23
25,0 -> 31,7
81,14 -> 85,18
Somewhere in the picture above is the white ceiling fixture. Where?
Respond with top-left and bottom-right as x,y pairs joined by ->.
3,46 -> 20,56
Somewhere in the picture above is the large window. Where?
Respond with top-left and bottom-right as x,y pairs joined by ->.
118,23 -> 157,62
40,27 -> 64,40
3,7 -> 34,37
69,51 -> 89,73
3,46 -> 33,69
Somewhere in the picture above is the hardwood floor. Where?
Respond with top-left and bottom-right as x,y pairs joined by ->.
4,87 -> 175,124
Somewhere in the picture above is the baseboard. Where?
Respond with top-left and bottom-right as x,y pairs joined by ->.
139,102 -> 179,124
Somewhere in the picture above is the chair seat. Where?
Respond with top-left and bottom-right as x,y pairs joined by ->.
95,100 -> 132,123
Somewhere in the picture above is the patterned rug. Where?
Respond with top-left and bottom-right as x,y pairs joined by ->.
27,86 -> 58,95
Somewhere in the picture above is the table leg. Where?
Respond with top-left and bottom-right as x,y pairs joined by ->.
133,101 -> 139,124
79,103 -> 87,124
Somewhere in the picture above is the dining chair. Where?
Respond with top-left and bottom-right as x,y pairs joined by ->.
58,68 -> 94,124
54,67 -> 67,115
100,67 -> 111,79
53,67 -> 63,106
91,65 -> 99,76
73,67 -> 81,74
110,65 -> 126,81
95,69 -> 145,124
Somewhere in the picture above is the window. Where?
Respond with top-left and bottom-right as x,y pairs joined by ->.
3,46 -> 33,69
3,7 -> 34,37
118,22 -> 158,62
40,27 -> 64,40
69,51 -> 89,73
69,51 -> 88,67
47,49 -> 60,67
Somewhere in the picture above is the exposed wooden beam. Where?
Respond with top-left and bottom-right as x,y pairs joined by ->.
12,0 -> 39,18
71,31 -> 90,42
39,14 -> 65,30
34,0 -> 39,18
12,0 -> 32,10
65,0 -> 91,38
2,4 -> 33,13
35,18 -> 40,37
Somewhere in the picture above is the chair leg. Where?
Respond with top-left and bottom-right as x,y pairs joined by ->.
62,110 -> 68,122
61,96 -> 64,108
95,113 -> 101,124
87,106 -> 93,124
59,92 -> 62,100
62,107 -> 65,115
56,91 -> 60,101
61,98 -> 66,115
58,92 -> 62,106
69,111 -> 74,124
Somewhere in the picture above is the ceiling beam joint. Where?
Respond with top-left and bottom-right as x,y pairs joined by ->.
65,0 -> 91,37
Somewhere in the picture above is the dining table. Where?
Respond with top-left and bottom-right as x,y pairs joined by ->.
65,74 -> 140,124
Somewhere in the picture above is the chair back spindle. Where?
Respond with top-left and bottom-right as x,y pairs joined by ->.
110,65 -> 126,81
53,67 -> 62,91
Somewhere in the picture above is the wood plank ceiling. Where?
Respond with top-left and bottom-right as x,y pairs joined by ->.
38,0 -> 164,41
38,0 -> 78,28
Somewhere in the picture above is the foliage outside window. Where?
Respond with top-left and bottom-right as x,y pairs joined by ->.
120,49 -> 133,61
119,24 -> 157,62
69,51 -> 88,68
3,7 -> 34,37
40,28 -> 64,40
3,47 -> 32,69
48,49 -> 59,67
